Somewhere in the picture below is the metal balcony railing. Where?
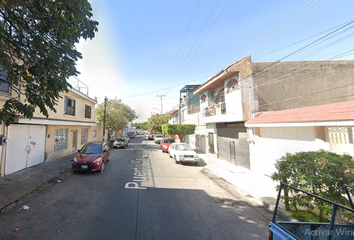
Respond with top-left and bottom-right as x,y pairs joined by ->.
204,103 -> 226,117
67,77 -> 89,96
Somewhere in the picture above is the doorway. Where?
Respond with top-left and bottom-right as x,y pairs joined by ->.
208,133 -> 214,154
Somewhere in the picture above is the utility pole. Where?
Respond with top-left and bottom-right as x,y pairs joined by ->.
156,94 -> 166,114
103,96 -> 108,141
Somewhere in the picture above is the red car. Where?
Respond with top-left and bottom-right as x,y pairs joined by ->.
148,132 -> 156,140
127,132 -> 135,139
160,138 -> 175,153
72,141 -> 109,173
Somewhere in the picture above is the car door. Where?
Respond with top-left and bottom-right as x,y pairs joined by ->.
169,144 -> 175,157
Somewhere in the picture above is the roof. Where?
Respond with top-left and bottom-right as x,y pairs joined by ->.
245,101 -> 354,127
193,57 -> 245,94
180,85 -> 201,93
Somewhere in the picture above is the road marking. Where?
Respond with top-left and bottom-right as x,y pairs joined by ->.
125,158 -> 148,190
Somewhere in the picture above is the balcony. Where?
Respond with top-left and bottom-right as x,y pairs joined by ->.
204,103 -> 226,117
68,77 -> 89,96
201,102 -> 244,124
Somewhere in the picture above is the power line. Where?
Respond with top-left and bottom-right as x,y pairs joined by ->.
253,19 -> 354,61
158,0 -> 201,93
242,0 -> 328,57
165,0 -> 221,92
173,0 -> 231,85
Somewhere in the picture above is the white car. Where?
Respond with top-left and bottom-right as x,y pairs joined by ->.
154,134 -> 164,144
168,143 -> 199,165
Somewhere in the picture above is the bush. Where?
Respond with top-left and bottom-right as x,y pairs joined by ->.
272,150 -> 354,222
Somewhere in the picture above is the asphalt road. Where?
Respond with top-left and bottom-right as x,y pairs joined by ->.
0,135 -> 271,240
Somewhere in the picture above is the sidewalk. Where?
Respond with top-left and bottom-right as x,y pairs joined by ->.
0,153 -> 76,213
1,151 -> 280,216
199,154 -> 279,212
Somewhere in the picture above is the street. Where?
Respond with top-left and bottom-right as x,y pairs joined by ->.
0,135 -> 271,240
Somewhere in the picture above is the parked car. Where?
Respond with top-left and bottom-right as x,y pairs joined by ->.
148,132 -> 156,140
160,138 -> 175,152
113,137 -> 129,149
127,132 -> 135,139
122,135 -> 130,142
154,134 -> 164,144
168,143 -> 199,165
72,141 -> 109,173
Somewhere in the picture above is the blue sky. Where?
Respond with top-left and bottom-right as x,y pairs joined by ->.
74,0 -> 354,122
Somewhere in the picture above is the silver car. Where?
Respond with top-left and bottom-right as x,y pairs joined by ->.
154,134 -> 164,144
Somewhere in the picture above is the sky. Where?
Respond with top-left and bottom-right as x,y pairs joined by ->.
73,0 -> 354,123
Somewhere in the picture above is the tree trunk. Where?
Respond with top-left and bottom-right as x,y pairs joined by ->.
178,135 -> 185,143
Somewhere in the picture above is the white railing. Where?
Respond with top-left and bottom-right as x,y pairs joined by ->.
68,77 -> 89,96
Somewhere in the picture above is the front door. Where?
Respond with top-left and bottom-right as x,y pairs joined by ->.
208,133 -> 214,154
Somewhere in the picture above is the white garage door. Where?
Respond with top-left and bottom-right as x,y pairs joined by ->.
5,124 -> 46,175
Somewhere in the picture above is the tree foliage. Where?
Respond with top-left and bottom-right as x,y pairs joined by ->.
95,98 -> 137,139
131,122 -> 147,130
272,150 -> 354,222
0,0 -> 99,125
147,113 -> 171,133
161,124 -> 196,143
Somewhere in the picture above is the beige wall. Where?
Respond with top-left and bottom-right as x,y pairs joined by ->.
32,89 -> 96,122
45,124 -> 103,162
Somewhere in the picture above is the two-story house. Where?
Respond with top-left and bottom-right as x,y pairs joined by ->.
193,58 -> 252,169
0,77 -> 103,176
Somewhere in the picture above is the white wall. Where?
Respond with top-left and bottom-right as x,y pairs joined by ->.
224,78 -> 243,120
249,126 -> 330,176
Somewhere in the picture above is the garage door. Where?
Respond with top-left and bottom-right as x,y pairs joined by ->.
218,127 -> 250,169
5,124 -> 46,175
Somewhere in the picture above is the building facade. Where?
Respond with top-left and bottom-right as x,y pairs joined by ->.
0,76 -> 102,176
187,55 -> 354,173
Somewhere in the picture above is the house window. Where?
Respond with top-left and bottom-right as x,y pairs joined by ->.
54,128 -> 68,151
0,71 -> 10,94
64,97 -> 76,116
226,79 -> 240,94
81,128 -> 88,144
215,88 -> 225,104
201,94 -> 207,103
93,130 -> 97,137
85,105 -> 91,119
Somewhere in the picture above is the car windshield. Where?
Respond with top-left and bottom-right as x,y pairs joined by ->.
164,139 -> 175,143
115,138 -> 125,142
80,144 -> 102,154
176,144 -> 192,151
156,134 -> 163,138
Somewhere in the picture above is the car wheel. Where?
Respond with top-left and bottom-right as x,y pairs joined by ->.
124,145 -> 126,149
174,156 -> 179,164
169,153 -> 172,158
100,161 -> 106,173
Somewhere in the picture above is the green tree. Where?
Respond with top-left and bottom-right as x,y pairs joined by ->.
96,98 -> 137,139
161,124 -> 196,143
272,150 -> 354,222
0,0 -> 98,126
147,113 -> 171,133
132,122 -> 147,130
